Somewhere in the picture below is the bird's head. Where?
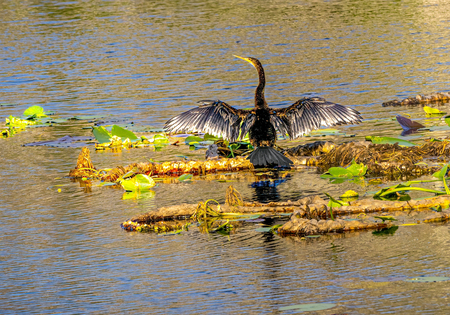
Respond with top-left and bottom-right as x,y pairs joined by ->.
233,55 -> 262,69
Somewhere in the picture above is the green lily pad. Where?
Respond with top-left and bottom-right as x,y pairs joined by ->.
153,134 -> 169,144
111,125 -> 139,142
121,174 -> 156,192
365,136 -> 417,147
279,303 -> 336,311
340,190 -> 359,201
423,106 -> 446,115
204,133 -> 221,141
185,135 -> 204,144
92,126 -> 112,144
432,164 -> 448,180
23,105 -> 46,118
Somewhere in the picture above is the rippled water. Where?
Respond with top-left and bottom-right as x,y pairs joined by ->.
2,0 -> 450,314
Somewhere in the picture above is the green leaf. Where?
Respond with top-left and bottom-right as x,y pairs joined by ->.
327,167 -> 353,178
153,134 -> 169,144
365,136 -> 417,147
346,160 -> 368,177
423,106 -> 446,115
23,105 -> 46,118
340,190 -> 359,201
324,192 -> 349,208
185,135 -> 204,144
92,126 -> 112,144
433,164 -> 448,180
204,133 -> 221,141
374,183 -> 445,200
111,125 -> 139,142
121,174 -> 156,192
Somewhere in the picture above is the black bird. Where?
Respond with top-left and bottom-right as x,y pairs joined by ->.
164,56 -> 362,167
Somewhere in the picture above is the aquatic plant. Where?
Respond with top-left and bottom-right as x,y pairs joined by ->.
323,193 -> 349,220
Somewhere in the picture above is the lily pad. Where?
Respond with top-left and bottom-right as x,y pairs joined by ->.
423,106 -> 446,115
279,303 -> 336,311
153,134 -> 169,144
340,190 -> 359,201
185,135 -> 204,144
121,174 -> 156,192
92,126 -> 112,144
111,125 -> 139,142
23,105 -> 46,118
365,136 -> 417,147
432,164 -> 448,180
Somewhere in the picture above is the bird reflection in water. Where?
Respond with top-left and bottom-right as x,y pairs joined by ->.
251,172 -> 290,203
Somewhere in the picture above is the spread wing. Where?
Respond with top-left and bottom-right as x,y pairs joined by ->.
273,97 -> 362,139
164,100 -> 254,142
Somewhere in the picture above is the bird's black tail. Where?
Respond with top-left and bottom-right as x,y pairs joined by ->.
247,146 -> 293,168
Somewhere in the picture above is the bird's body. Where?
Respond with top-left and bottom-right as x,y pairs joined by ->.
165,56 -> 363,167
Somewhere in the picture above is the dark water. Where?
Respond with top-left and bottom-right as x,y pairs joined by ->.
2,0 -> 450,314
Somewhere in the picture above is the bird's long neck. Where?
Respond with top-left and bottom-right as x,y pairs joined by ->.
254,62 -> 267,109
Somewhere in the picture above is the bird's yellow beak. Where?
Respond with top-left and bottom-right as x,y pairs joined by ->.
234,55 -> 255,67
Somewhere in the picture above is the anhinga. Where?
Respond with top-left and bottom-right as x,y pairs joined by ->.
164,56 -> 363,167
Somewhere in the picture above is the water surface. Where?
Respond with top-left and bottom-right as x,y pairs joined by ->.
2,0 -> 450,314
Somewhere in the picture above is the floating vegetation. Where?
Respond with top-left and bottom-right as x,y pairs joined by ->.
1,105 -> 50,138
68,147 -> 99,178
69,147 -> 254,183
121,219 -> 187,234
225,185 -> 244,208
290,140 -> 450,178
92,125 -> 171,151
382,92 -> 450,106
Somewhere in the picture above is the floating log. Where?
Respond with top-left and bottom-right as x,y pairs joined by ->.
382,92 -> 450,107
122,185 -> 450,236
